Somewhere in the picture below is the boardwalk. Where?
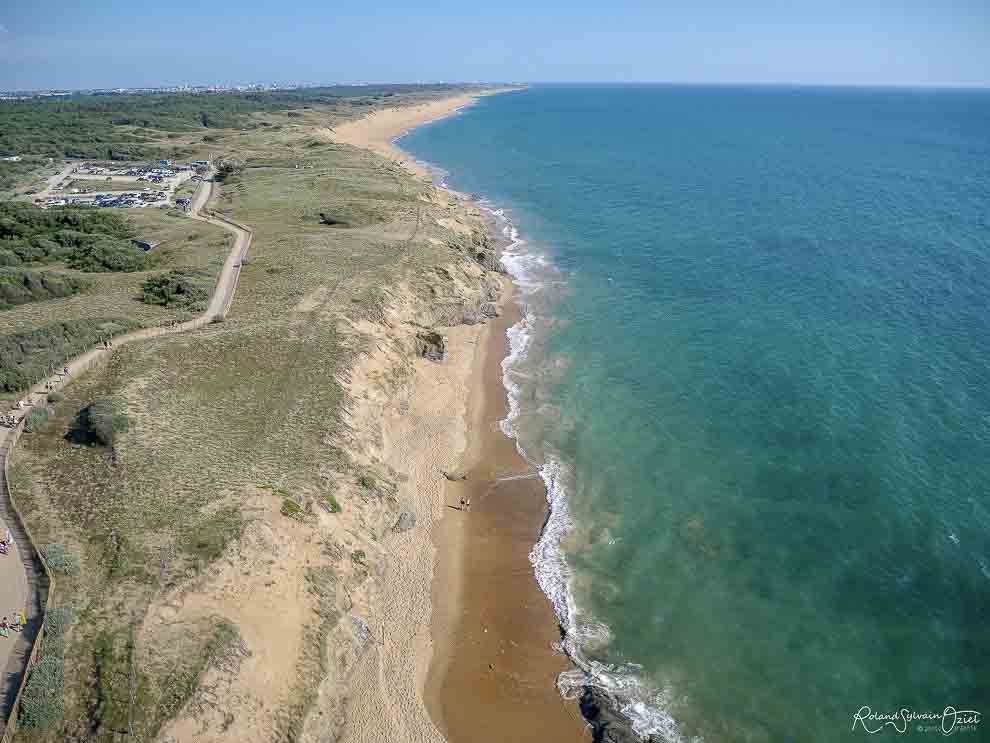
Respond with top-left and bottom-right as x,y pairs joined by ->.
0,176 -> 252,736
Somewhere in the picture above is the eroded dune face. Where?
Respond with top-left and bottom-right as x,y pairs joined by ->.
8,89 -> 510,743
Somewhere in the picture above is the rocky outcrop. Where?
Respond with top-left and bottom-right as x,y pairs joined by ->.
580,687 -> 658,743
475,248 -> 504,273
414,330 -> 447,362
393,512 -> 416,532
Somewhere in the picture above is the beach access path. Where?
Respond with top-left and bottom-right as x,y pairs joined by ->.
0,175 -> 252,729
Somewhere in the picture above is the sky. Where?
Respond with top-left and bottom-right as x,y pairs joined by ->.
1,0 -> 989,90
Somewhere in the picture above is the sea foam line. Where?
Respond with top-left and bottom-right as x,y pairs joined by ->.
418,157 -> 693,742
483,203 -> 693,743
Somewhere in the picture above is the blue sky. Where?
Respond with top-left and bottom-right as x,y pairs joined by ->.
1,0 -> 988,90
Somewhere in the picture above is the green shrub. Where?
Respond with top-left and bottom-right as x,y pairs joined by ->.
0,203 -> 133,268
18,656 -> 65,728
142,270 -> 209,307
47,391 -> 64,403
23,407 -> 49,432
280,497 -> 303,520
66,239 -> 146,273
43,543 -> 80,576
185,506 -> 243,563
350,550 -> 366,564
70,397 -> 128,447
45,607 -> 75,639
0,268 -> 85,310
324,494 -> 342,513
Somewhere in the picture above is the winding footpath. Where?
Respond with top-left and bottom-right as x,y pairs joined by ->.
0,177 -> 252,736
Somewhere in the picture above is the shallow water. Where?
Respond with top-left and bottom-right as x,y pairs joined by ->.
401,85 -> 990,742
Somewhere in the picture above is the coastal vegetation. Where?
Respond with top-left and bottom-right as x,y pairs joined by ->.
141,270 -> 209,308
0,319 -> 138,393
0,84 -> 472,162
0,202 -> 134,267
4,85 -> 501,740
19,608 -> 74,730
0,269 -> 85,309
0,209 -> 230,400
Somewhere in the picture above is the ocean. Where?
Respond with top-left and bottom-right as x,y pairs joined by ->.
399,84 -> 990,742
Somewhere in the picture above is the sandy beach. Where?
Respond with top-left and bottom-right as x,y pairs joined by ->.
332,89 -> 514,178
336,90 -> 589,743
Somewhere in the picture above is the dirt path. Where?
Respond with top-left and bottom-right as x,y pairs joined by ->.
0,176 -> 253,731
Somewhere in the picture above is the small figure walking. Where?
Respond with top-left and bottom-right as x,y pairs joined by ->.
464,498 -> 472,512
459,497 -> 466,511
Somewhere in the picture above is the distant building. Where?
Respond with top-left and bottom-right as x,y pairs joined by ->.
0,155 -> 22,162
159,159 -> 172,166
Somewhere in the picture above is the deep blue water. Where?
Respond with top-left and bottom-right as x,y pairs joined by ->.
401,85 -> 990,742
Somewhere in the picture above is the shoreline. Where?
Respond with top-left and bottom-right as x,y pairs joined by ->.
335,88 -> 590,743
332,88 -> 519,179
425,281 -> 590,743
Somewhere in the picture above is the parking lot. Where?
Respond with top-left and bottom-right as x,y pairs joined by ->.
36,159 -> 210,210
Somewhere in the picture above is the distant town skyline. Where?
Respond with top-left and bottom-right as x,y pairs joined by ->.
2,0 -> 989,90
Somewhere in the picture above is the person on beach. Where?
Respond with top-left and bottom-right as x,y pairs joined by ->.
459,497 -> 466,511
465,498 -> 472,511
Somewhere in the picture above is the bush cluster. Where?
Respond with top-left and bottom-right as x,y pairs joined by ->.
65,240 -> 146,273
19,607 -> 74,729
142,270 -> 209,308
0,202 -> 133,269
0,318 -> 138,393
23,407 -> 49,432
76,397 -> 129,447
43,543 -> 81,576
0,268 -> 84,310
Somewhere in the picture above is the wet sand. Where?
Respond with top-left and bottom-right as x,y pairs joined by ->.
426,292 -> 590,743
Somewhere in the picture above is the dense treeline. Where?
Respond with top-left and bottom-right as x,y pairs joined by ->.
0,318 -> 140,392
0,202 -> 145,272
0,85 -> 467,160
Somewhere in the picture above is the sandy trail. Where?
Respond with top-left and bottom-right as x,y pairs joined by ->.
0,175 -> 252,730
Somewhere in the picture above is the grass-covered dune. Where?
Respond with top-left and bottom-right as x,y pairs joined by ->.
0,208 -> 231,400
0,318 -> 139,392
6,85 -> 502,741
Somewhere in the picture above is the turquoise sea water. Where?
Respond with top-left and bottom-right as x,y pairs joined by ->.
400,85 -> 990,742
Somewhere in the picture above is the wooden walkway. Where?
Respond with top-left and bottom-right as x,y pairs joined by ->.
0,177 -> 253,738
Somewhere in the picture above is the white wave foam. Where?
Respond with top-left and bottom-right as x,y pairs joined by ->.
532,459 -> 692,742
428,163 -> 694,743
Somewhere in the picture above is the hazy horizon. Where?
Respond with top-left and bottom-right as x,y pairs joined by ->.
2,0 -> 989,91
